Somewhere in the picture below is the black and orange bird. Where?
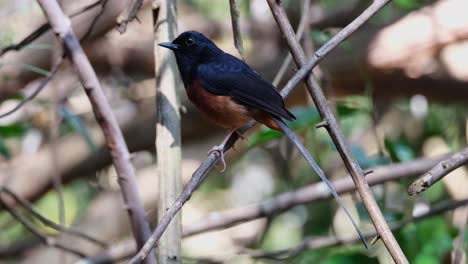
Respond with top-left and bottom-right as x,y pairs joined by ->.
159,31 -> 368,249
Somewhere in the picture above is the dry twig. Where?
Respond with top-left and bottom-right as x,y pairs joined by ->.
36,1 -> 153,263
408,147 -> 468,195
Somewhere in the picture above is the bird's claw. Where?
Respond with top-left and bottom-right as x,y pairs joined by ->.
208,146 -> 226,172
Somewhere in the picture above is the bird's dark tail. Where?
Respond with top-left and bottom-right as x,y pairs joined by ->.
274,117 -> 369,249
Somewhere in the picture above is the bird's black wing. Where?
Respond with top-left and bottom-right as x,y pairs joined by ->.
197,54 -> 295,120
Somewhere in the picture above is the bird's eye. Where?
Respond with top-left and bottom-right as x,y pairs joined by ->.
185,38 -> 195,46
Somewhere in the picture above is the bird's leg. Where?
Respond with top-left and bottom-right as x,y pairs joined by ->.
208,129 -> 237,172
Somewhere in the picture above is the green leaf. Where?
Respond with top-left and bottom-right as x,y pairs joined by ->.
351,145 -> 390,169
16,63 -> 49,76
384,137 -> 415,162
0,136 -> 10,159
394,0 -> 428,11
0,124 -> 26,137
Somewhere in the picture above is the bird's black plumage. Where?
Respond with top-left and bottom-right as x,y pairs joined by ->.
160,31 -> 295,122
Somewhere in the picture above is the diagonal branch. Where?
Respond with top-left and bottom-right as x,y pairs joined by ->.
130,1 -> 397,262
35,1 -> 154,263
408,146 -> 468,195
265,0 -> 407,263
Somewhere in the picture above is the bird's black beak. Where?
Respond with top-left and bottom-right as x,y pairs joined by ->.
158,42 -> 179,50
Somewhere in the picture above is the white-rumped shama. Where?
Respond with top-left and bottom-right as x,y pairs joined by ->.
159,31 -> 368,249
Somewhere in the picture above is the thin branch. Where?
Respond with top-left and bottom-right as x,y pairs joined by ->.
244,198 -> 468,260
36,1 -> 154,263
0,187 -> 107,248
265,0 -> 407,263
408,147 -> 468,195
130,1 -> 396,262
116,0 -> 144,34
0,191 -> 88,257
0,56 -> 64,119
229,0 -> 244,59
183,155 -> 448,237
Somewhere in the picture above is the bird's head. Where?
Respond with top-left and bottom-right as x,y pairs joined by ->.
158,31 -> 223,63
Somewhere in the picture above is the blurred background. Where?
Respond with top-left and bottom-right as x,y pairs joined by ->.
0,0 -> 467,263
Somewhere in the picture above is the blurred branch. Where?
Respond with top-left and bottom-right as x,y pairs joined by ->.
243,198 -> 468,260
408,147 -> 468,195
0,187 -> 107,248
0,189 -> 88,257
154,0 -> 182,263
265,0 -> 407,263
0,56 -> 64,119
36,0 -> 153,262
116,0 -> 144,33
229,0 -> 244,59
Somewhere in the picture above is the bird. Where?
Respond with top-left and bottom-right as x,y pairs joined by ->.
159,31 -> 368,249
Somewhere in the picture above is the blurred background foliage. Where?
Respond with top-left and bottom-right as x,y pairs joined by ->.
0,0 -> 467,263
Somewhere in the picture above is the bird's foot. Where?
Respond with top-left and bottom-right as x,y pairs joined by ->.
208,145 -> 226,172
